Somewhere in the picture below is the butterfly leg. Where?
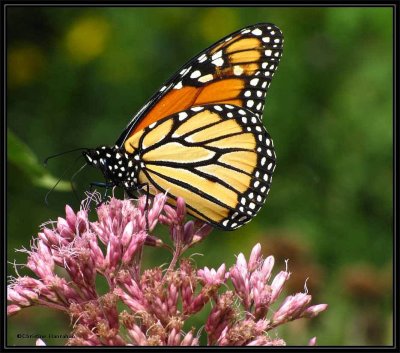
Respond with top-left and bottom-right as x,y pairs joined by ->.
89,181 -> 114,203
136,183 -> 151,231
143,183 -> 151,231
123,183 -> 151,230
126,182 -> 150,281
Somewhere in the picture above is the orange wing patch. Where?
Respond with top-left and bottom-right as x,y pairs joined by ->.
130,79 -> 245,136
229,50 -> 262,64
210,33 -> 242,55
195,79 -> 244,105
131,87 -> 199,134
226,38 -> 261,53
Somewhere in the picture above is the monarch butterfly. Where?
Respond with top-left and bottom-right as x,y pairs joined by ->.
83,23 -> 283,230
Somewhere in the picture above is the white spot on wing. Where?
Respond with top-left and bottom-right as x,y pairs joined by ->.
198,74 -> 213,83
211,50 -> 223,60
261,157 -> 266,166
174,81 -> 183,89
250,78 -> 259,86
247,100 -> 254,108
178,112 -> 188,121
233,65 -> 244,76
212,57 -> 224,66
198,54 -> 207,63
190,70 -> 201,79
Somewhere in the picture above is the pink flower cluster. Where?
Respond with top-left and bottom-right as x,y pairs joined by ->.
8,192 -> 327,346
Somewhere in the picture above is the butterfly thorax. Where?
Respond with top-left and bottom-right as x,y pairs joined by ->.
83,146 -> 140,189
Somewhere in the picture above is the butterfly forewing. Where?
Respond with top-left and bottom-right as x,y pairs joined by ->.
116,23 -> 283,147
124,104 -> 275,230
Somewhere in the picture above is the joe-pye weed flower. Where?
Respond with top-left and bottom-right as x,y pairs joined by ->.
8,192 -> 327,346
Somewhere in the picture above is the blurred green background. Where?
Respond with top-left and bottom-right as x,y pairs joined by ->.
7,6 -> 393,346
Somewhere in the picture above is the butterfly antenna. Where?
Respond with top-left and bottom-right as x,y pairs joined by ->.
70,162 -> 88,203
45,154 -> 84,206
44,147 -> 88,167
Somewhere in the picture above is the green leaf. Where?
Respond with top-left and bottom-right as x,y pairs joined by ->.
7,129 -> 72,191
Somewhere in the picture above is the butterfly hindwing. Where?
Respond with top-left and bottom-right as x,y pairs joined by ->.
116,23 -> 283,146
124,104 -> 276,230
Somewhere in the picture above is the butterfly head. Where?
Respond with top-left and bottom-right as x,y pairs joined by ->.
83,146 -> 140,189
